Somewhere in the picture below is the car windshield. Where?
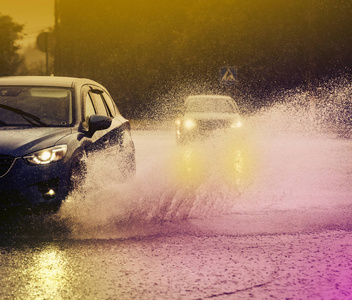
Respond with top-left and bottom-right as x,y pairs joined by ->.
0,86 -> 73,127
186,98 -> 238,114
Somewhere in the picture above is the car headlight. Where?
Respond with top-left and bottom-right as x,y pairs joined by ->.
231,120 -> 243,128
184,119 -> 196,129
24,145 -> 67,165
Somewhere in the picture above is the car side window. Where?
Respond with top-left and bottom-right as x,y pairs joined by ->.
82,93 -> 96,130
85,94 -> 96,117
102,91 -> 117,117
89,91 -> 109,117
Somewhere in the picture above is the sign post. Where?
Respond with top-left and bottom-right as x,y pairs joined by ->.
37,32 -> 52,75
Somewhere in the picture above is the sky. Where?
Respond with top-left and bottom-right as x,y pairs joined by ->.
0,0 -> 55,48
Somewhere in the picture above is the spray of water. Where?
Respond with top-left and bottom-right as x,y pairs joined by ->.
58,78 -> 352,237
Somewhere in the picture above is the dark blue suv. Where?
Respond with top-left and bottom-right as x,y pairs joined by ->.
0,76 -> 136,213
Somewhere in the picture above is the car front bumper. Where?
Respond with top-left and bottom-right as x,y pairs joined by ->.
177,124 -> 242,143
0,157 -> 71,212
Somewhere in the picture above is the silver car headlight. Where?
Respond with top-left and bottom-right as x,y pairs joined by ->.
184,119 -> 196,129
231,120 -> 243,128
24,145 -> 67,165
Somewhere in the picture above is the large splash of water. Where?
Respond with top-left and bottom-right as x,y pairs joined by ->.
58,79 -> 352,238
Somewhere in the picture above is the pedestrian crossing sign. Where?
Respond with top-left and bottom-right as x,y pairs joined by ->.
220,66 -> 238,84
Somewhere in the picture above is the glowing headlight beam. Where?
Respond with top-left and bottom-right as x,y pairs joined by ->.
24,145 -> 67,165
231,120 -> 243,128
184,119 -> 196,129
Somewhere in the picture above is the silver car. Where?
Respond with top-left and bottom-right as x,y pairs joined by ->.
175,95 -> 243,144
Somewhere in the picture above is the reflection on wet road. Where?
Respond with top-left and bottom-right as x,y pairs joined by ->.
1,230 -> 352,299
170,134 -> 257,191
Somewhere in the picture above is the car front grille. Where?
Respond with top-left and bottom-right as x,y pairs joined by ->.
0,155 -> 15,177
197,119 -> 231,131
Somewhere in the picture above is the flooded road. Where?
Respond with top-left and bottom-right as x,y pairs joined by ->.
1,110 -> 352,299
1,230 -> 352,299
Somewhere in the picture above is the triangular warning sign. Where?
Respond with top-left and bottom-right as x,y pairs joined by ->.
222,69 -> 236,82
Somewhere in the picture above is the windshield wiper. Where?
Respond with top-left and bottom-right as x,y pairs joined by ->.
0,104 -> 48,127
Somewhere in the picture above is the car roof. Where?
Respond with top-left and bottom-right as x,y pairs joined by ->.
186,94 -> 233,100
185,94 -> 234,105
0,76 -> 101,89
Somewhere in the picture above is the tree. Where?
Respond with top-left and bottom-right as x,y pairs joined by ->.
0,14 -> 24,76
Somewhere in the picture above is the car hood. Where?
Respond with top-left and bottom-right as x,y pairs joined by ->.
0,127 -> 72,157
183,112 -> 241,121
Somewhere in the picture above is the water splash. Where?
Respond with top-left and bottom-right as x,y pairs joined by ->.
58,79 -> 352,238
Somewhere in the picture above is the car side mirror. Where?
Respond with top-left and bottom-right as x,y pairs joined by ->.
88,114 -> 112,134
